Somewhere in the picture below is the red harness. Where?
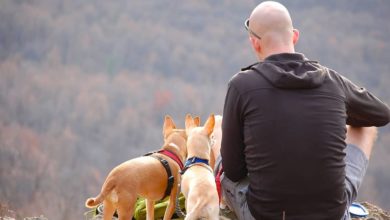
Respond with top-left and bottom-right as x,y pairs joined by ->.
158,149 -> 184,170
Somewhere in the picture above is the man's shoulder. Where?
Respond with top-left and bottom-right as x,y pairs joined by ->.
240,62 -> 259,71
230,62 -> 260,83
228,62 -> 272,94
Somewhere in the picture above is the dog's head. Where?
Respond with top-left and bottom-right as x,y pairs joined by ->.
185,114 -> 215,159
162,115 -> 188,161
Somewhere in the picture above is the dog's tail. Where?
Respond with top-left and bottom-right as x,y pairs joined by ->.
85,179 -> 116,208
85,196 -> 103,208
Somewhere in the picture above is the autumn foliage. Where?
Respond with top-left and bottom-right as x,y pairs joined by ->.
0,0 -> 389,219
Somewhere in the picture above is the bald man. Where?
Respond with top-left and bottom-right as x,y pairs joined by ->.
220,1 -> 390,220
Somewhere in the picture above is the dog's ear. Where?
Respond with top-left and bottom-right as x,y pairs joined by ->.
163,115 -> 176,138
203,114 -> 215,137
194,116 -> 200,126
214,115 -> 223,126
185,114 -> 196,135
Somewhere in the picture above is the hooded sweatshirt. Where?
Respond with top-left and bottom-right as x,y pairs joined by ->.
221,53 -> 390,219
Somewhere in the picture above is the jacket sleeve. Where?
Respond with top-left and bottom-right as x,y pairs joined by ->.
341,76 -> 390,127
221,81 -> 248,182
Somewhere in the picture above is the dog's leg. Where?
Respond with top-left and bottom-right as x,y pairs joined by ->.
183,212 -> 196,220
103,200 -> 116,220
145,199 -> 155,220
163,185 -> 178,220
116,195 -> 136,220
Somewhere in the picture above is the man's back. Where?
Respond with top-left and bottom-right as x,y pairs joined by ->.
221,53 -> 390,219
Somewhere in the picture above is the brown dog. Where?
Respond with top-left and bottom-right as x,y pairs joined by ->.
85,115 -> 187,220
180,114 -> 219,220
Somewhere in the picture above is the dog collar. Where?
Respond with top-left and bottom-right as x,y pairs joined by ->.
184,157 -> 209,167
181,157 -> 209,175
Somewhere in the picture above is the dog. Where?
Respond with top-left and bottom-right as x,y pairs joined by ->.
209,114 -> 222,170
180,114 -> 219,220
85,115 -> 187,220
209,115 -> 229,210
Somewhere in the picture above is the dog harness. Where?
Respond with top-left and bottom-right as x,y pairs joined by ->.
144,149 -> 184,200
159,149 -> 184,170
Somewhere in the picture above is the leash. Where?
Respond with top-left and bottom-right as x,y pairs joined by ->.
215,165 -> 223,203
213,155 -> 224,203
175,182 -> 186,218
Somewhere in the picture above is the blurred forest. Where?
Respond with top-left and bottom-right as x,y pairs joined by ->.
0,0 -> 389,219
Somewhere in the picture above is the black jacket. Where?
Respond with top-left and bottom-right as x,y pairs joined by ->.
221,53 -> 390,219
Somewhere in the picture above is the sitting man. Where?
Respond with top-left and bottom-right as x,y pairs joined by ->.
220,1 -> 390,219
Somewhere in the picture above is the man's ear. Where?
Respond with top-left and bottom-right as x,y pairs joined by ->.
292,29 -> 299,45
250,37 -> 261,53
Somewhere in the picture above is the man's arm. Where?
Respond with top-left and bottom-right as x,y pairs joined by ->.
221,82 -> 248,182
341,76 -> 390,127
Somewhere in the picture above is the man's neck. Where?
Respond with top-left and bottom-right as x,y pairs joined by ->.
261,45 -> 295,60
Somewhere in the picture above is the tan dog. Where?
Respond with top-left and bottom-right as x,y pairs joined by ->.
209,115 -> 228,209
180,114 -> 219,220
209,114 -> 223,170
85,116 -> 187,220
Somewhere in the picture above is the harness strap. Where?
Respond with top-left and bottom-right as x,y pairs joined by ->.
145,149 -> 184,170
151,155 -> 174,200
144,149 -> 184,200
158,149 -> 184,170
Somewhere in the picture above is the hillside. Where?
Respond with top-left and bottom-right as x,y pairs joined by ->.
0,1 -> 390,219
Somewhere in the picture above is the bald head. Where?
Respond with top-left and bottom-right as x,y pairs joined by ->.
247,1 -> 298,59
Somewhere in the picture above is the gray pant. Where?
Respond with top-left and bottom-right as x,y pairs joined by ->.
220,144 -> 369,220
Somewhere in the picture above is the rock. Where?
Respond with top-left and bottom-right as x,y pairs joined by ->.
352,202 -> 390,220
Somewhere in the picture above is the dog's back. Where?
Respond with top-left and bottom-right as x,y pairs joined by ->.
181,114 -> 220,220
183,166 -> 219,220
85,115 -> 187,220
